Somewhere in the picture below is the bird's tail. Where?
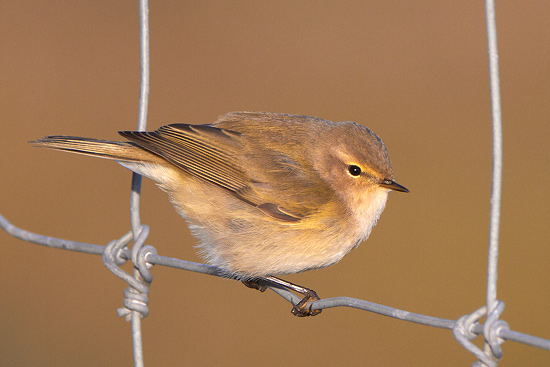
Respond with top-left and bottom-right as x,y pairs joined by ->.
30,136 -> 162,163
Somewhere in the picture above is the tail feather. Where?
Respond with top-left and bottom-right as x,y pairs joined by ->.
30,136 -> 163,163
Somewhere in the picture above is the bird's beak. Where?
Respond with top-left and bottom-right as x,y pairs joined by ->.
379,179 -> 409,193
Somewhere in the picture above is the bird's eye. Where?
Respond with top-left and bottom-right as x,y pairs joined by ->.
348,165 -> 362,176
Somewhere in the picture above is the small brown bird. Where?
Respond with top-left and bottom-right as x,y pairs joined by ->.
32,111 -> 408,316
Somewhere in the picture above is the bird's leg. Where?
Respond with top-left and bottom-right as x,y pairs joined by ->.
242,276 -> 322,317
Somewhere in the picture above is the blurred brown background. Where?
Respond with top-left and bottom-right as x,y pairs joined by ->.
1,1 -> 549,366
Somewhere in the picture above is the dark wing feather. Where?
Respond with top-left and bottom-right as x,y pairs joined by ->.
119,123 -> 304,222
119,124 -> 248,193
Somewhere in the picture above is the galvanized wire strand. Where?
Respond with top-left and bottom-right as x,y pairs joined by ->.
1,213 -> 549,353
101,225 -> 153,367
136,1 -> 150,134
485,0 -> 503,328
130,0 -> 150,238
0,213 -> 106,255
126,1 -> 150,366
478,1 -> 504,365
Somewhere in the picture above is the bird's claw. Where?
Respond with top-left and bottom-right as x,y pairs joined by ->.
291,290 -> 322,317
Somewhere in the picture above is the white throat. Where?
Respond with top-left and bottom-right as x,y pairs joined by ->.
350,187 -> 389,240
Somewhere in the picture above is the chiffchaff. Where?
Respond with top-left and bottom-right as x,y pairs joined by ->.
32,111 -> 408,316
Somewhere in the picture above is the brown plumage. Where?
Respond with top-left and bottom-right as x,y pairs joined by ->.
32,112 -> 408,316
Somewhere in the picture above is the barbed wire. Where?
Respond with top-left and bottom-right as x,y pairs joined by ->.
1,0 -> 549,366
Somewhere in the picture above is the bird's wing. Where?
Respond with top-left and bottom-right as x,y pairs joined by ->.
119,122 -> 331,222
120,124 -> 248,194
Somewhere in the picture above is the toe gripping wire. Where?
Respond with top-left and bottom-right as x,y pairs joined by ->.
453,300 -> 509,367
102,224 -> 157,320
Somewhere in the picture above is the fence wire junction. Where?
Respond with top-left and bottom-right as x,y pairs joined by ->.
2,1 -> 549,367
1,214 -> 549,366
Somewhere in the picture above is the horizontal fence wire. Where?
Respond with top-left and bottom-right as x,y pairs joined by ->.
1,1 -> 549,366
1,212 -> 549,355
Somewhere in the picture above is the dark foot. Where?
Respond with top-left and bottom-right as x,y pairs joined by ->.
242,279 -> 267,292
244,276 -> 323,316
291,290 -> 322,317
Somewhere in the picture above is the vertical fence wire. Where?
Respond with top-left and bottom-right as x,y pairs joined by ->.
484,0 -> 503,316
129,1 -> 150,366
131,0 -> 150,237
483,1 -> 504,365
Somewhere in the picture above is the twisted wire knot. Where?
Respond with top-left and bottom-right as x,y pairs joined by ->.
453,301 -> 508,367
118,286 -> 150,320
484,301 -> 508,359
102,225 -> 155,320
